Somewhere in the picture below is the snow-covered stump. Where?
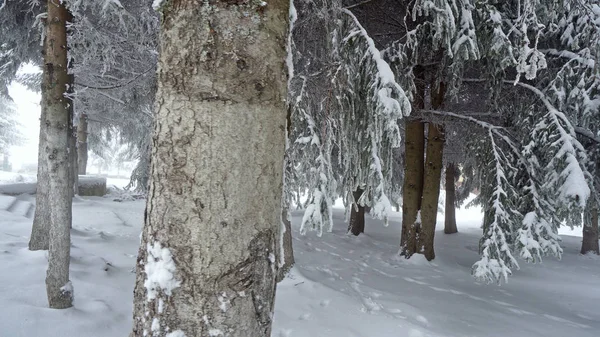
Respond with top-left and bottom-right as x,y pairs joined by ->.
0,183 -> 37,196
77,176 -> 107,197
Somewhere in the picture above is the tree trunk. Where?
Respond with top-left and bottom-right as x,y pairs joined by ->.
77,112 -> 88,175
30,95 -> 50,251
71,126 -> 78,196
348,188 -> 365,235
400,120 -> 425,256
419,123 -> 444,260
277,207 -> 295,282
2,152 -> 8,171
581,201 -> 599,255
67,69 -> 78,198
444,163 -> 458,234
130,2 -> 288,337
40,0 -> 73,309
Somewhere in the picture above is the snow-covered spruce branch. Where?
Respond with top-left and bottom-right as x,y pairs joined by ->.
292,74 -> 335,237
292,7 -> 410,236
337,9 -> 409,224
422,106 -> 569,282
472,129 -> 520,284
513,81 -> 591,209
341,8 -> 411,112
575,127 -> 600,144
410,0 -> 480,60
541,49 -> 596,69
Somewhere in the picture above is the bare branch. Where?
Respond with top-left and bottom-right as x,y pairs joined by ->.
344,0 -> 375,10
75,66 -> 153,90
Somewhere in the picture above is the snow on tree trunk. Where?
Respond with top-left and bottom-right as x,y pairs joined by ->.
580,200 -> 599,255
42,0 -> 73,309
348,188 -> 365,236
419,123 -> 445,260
400,120 -> 425,257
77,112 -> 88,175
277,207 -> 295,282
444,163 -> 458,234
130,1 -> 288,336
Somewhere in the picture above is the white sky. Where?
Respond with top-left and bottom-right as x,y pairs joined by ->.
7,82 -> 40,170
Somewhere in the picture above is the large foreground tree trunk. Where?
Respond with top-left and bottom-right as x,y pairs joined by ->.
581,200 -> 599,255
400,120 -> 425,256
444,163 -> 458,234
41,0 -> 73,309
130,2 -> 288,336
77,112 -> 88,175
348,188 -> 365,236
418,123 -> 445,260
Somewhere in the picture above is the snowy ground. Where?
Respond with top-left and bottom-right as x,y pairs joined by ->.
0,192 -> 598,337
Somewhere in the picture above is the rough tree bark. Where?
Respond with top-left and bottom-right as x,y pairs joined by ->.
400,120 -> 425,256
39,0 -> 73,309
130,1 -> 289,336
67,68 -> 78,197
29,94 -> 50,251
419,123 -> 444,260
418,80 -> 446,260
77,112 -> 88,175
444,163 -> 458,234
580,200 -> 599,255
348,188 -> 365,236
277,207 -> 295,282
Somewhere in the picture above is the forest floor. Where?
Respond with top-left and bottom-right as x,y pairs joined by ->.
0,188 -> 598,337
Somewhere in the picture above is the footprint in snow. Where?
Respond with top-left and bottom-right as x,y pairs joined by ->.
351,277 -> 364,284
416,315 -> 429,325
370,291 -> 382,298
360,297 -> 383,313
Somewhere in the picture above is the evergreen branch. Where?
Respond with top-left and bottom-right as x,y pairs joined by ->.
540,49 -> 596,69
344,0 -> 375,10
75,66 -> 153,90
575,127 -> 600,144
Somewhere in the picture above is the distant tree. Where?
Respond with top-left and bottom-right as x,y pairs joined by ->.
5,0 -> 158,189
0,94 -> 23,154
